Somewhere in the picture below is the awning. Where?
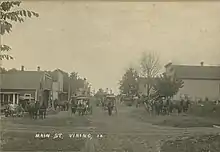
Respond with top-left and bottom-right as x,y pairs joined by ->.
0,92 -> 20,94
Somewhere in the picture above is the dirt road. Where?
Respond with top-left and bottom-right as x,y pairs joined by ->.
1,104 -> 219,152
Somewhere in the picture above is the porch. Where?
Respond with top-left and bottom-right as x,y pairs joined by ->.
0,92 -> 20,105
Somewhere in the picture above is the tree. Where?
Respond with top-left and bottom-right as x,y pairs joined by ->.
69,72 -> 79,94
69,72 -> 89,95
0,1 -> 39,60
94,88 -> 105,98
119,67 -> 139,96
0,67 -> 7,73
70,72 -> 78,80
139,52 -> 161,97
153,73 -> 184,98
7,68 -> 18,72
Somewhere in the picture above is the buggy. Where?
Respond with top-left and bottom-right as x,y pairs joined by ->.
105,95 -> 117,115
75,96 -> 92,115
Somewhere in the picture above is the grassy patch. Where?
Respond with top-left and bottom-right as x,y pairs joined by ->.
189,103 -> 220,119
160,134 -> 220,152
152,115 -> 220,128
131,108 -> 220,128
1,131 -> 85,151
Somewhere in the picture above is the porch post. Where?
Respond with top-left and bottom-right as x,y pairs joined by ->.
13,94 -> 16,105
16,94 -> 19,104
35,90 -> 38,101
8,94 -> 10,103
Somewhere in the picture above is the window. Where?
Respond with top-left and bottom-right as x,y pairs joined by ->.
24,94 -> 31,97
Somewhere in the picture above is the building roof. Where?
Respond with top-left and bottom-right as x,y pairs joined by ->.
0,71 -> 46,89
172,65 -> 220,80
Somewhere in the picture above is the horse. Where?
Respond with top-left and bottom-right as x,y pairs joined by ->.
167,99 -> 184,115
182,99 -> 191,113
71,103 -> 77,114
77,103 -> 85,116
107,102 -> 113,116
27,101 -> 40,119
70,98 -> 77,115
136,97 -> 141,108
55,100 -> 69,111
54,99 -> 58,110
143,100 -> 154,116
39,103 -> 47,119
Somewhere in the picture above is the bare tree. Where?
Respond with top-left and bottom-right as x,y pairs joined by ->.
139,52 -> 161,97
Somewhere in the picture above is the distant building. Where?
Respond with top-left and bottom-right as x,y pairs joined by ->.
138,77 -> 147,95
0,66 -> 53,107
50,69 -> 69,101
164,62 -> 220,101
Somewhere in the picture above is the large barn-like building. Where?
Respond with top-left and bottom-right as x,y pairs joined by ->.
164,62 -> 220,101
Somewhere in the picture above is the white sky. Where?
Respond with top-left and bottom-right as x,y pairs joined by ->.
2,1 -> 220,93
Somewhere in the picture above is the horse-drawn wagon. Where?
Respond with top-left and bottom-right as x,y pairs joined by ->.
105,95 -> 117,116
70,96 -> 92,116
123,95 -> 134,106
4,104 -> 25,117
3,95 -> 33,117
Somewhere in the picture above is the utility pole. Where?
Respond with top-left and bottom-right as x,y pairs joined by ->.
0,30 -> 3,104
68,77 -> 71,100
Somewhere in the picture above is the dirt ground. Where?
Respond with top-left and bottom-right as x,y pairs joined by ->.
1,103 -> 220,152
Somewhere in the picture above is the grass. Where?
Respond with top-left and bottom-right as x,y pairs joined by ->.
131,107 -> 220,128
153,115 -> 220,128
1,131 -> 85,151
160,134 -> 220,152
188,103 -> 220,119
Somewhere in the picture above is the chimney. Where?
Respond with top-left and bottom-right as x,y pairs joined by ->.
37,66 -> 40,71
200,61 -> 204,66
21,65 -> 24,71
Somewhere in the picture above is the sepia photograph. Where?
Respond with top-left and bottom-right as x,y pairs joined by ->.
0,0 -> 220,152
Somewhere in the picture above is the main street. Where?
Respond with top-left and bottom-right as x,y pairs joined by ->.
1,103 -> 219,152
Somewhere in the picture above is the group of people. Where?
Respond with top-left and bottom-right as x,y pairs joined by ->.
141,95 -> 191,116
4,103 -> 25,117
4,100 -> 47,119
100,97 -> 117,116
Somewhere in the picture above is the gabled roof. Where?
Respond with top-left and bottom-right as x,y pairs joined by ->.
51,69 -> 69,81
172,65 -> 220,80
0,71 -> 46,89
54,69 -> 69,75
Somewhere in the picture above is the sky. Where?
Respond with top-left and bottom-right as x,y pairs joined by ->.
1,1 -> 220,93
